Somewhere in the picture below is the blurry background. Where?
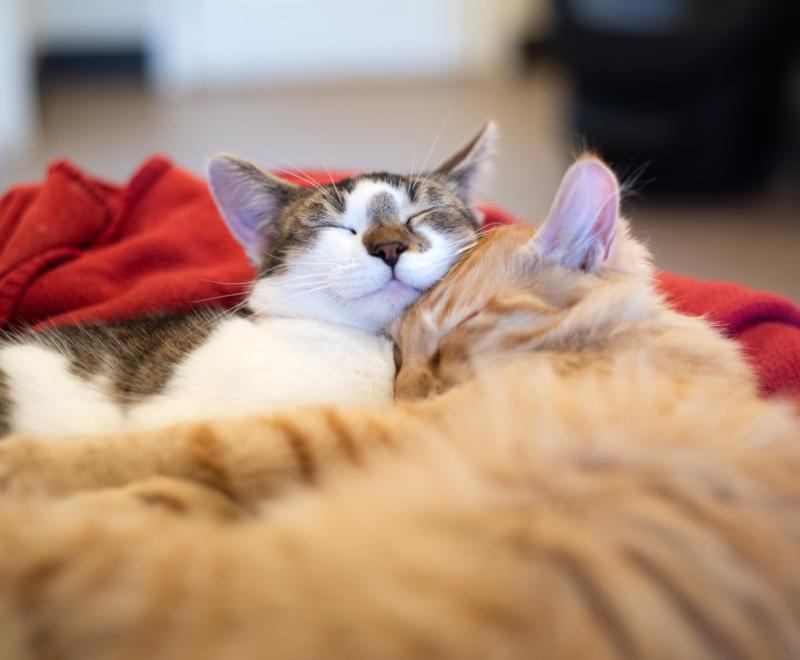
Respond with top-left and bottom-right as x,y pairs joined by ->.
0,0 -> 798,299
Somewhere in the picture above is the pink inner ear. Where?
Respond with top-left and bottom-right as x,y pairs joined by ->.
537,158 -> 620,271
208,157 -> 277,265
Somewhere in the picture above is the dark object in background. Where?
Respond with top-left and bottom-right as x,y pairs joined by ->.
551,0 -> 798,198
38,50 -> 145,84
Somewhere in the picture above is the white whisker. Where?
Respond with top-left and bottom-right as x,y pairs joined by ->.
256,143 -> 337,204
315,134 -> 342,204
190,292 -> 250,305
194,299 -> 251,332
413,96 -> 455,186
256,283 -> 335,312
409,121 -> 420,180
193,276 -> 255,288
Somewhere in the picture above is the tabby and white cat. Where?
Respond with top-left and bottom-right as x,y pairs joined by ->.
0,123 -> 494,437
2,156 -> 799,660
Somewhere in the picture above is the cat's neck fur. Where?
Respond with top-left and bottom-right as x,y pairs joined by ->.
247,274 -> 388,333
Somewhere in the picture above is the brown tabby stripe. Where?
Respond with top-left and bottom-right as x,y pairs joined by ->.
37,312 -> 220,404
136,492 -> 188,514
625,548 -> 749,660
547,550 -> 636,658
365,417 -> 396,449
646,482 -> 800,602
18,555 -> 66,657
429,296 -> 451,325
436,293 -> 470,327
270,418 -> 316,483
644,484 -> 800,630
422,286 -> 446,310
186,425 -> 234,497
321,409 -> 363,466
0,371 -> 10,438
484,296 -> 560,318
499,321 -> 560,352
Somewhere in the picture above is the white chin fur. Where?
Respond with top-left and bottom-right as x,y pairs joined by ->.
248,218 -> 464,333
394,228 -> 455,291
249,273 -> 419,334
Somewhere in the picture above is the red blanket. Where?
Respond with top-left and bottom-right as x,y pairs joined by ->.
2,157 -> 799,402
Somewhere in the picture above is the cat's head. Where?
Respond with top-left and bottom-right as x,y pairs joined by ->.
207,123 -> 496,332
394,155 -> 655,400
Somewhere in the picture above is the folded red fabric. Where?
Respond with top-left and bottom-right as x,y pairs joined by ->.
656,272 -> 800,401
0,157 -> 253,331
2,157 -> 798,402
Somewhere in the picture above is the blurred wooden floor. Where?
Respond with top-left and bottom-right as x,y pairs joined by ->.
3,68 -> 799,301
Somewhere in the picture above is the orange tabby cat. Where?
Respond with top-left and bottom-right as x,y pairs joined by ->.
1,156 -> 799,660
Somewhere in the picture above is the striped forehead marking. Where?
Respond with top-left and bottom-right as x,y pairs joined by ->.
367,191 -> 399,223
342,180 -> 405,231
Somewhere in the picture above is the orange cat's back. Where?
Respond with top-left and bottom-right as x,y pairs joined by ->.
2,369 -> 800,660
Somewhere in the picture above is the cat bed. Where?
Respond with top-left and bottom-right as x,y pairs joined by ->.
1,157 -> 799,402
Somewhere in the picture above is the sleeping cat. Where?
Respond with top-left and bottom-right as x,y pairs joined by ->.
0,123 -> 494,437
2,156 -> 799,659
0,155 -> 774,499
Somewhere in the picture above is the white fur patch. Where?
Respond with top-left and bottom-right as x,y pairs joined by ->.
0,345 -> 125,435
0,318 -> 395,437
131,317 -> 394,429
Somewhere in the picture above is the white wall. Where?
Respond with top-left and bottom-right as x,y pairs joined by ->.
31,0 -> 145,50
0,0 -> 35,173
146,0 -> 545,92
23,0 -> 547,93
148,0 -> 466,91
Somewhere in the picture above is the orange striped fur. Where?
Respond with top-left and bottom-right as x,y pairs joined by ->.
1,156 -> 799,659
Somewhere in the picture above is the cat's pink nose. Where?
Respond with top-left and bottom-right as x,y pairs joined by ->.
370,241 -> 407,268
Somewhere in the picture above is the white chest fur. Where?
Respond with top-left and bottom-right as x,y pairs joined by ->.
132,317 -> 395,428
0,317 -> 395,436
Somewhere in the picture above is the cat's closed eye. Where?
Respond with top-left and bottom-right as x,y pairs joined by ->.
319,223 -> 357,235
405,205 -> 456,229
404,208 -> 435,226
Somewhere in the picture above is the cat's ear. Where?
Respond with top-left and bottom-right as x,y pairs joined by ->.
207,154 -> 300,265
533,156 -> 620,273
433,121 -> 498,207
